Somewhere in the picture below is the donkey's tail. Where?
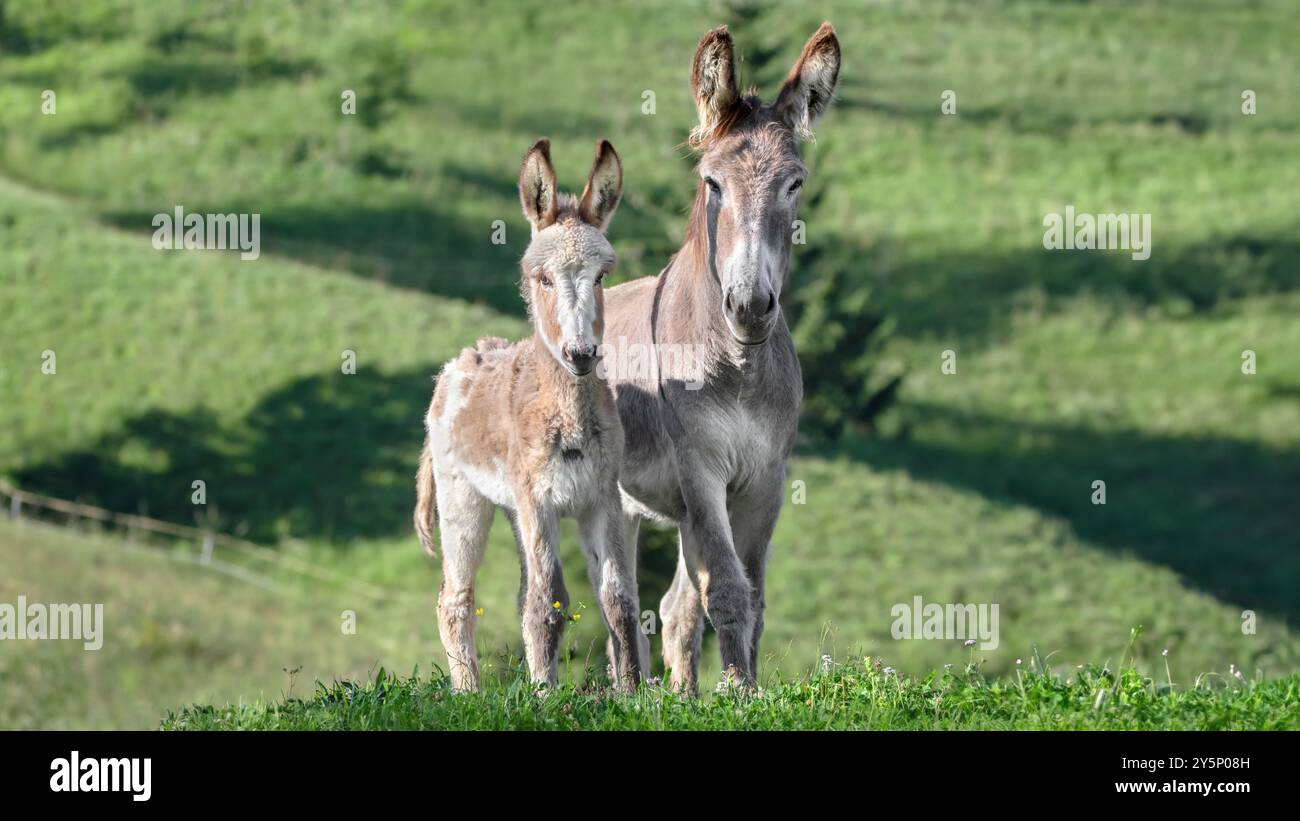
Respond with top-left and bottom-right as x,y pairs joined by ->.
414,436 -> 439,556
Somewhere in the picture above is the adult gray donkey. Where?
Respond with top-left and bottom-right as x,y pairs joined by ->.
601,23 -> 841,693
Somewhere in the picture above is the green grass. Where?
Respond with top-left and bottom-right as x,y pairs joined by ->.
163,664 -> 1300,731
1,0 -> 1298,728
0,516 -> 435,730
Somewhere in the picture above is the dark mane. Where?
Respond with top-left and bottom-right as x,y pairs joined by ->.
686,94 -> 763,151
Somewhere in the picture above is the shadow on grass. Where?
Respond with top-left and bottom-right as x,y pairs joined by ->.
815,234 -> 1300,341
34,52 -> 316,150
98,199 -> 526,315
101,184 -> 681,316
15,368 -> 432,545
833,402 -> 1300,625
440,98 -> 614,144
837,92 -> 1215,138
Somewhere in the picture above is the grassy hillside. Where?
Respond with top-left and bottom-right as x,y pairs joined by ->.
1,0 -> 1298,727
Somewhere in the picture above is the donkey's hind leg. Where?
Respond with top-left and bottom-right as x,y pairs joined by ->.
617,514 -> 651,681
659,533 -> 706,696
435,469 -> 493,692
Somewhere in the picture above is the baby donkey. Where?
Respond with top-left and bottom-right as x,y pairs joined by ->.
415,139 -> 644,692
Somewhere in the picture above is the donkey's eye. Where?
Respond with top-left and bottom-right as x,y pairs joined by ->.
705,176 -> 722,198
538,273 -> 552,289
787,178 -> 804,197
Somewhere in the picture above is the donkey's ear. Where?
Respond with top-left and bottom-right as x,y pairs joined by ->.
689,26 -> 741,149
519,138 -> 558,234
578,139 -> 623,232
773,22 -> 841,141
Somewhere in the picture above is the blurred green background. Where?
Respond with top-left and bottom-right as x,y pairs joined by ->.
1,0 -> 1298,728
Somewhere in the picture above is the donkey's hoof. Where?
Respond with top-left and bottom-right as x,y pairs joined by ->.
714,665 -> 757,695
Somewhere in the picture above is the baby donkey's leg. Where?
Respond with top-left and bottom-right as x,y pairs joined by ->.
435,470 -> 493,692
515,497 -> 568,688
580,488 -> 644,692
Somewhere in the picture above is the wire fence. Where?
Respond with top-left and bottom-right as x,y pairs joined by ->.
0,478 -> 397,602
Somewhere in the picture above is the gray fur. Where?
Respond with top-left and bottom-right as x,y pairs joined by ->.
602,23 -> 840,693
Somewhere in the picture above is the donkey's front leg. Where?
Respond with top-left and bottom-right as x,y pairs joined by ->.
677,478 -> 755,688
728,469 -> 786,682
579,492 -> 644,693
515,499 -> 568,688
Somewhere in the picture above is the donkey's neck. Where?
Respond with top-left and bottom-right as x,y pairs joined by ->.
526,333 -> 609,423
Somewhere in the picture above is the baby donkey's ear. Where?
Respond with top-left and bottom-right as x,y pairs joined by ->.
519,138 -> 558,235
579,139 -> 623,232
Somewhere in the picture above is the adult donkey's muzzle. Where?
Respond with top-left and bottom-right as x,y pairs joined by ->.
723,284 -> 777,344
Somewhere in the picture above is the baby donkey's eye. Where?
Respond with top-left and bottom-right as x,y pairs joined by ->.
595,261 -> 616,286
538,271 -> 552,289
